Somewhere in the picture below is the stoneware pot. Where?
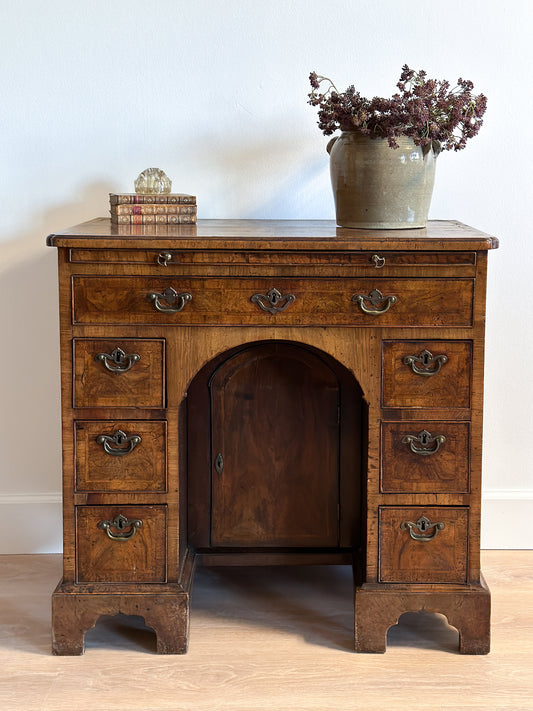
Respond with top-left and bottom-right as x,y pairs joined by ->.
327,132 -> 438,229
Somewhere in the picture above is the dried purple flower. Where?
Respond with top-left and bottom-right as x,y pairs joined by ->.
309,72 -> 320,90
308,65 -> 487,151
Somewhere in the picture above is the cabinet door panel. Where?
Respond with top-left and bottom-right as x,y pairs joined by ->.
210,343 -> 340,547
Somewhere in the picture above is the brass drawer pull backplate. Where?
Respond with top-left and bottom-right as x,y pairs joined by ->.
95,347 -> 140,374
148,286 -> 192,313
251,288 -> 296,315
352,289 -> 397,315
96,429 -> 142,456
97,514 -> 143,541
401,429 -> 446,456
400,516 -> 445,542
403,349 -> 448,376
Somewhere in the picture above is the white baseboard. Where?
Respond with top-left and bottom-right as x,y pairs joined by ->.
0,490 -> 531,554
0,493 -> 62,554
481,489 -> 533,549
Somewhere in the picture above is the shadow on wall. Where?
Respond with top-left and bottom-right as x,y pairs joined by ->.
0,142 -> 330,553
0,182 -> 115,553
0,182 -> 114,271
185,131 -> 331,219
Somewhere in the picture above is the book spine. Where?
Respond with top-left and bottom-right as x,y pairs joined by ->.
112,204 -> 197,216
110,193 -> 196,205
111,214 -> 197,224
118,224 -> 194,235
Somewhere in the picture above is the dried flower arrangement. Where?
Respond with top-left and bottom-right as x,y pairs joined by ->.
308,65 -> 487,152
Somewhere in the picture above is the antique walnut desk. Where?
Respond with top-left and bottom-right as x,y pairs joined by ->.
47,218 -> 498,654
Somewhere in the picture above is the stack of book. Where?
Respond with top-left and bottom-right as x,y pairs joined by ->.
109,193 -> 197,224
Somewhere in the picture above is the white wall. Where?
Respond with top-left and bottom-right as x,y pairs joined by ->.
1,0 -> 532,552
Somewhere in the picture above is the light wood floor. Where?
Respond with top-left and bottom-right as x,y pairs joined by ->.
0,551 -> 531,711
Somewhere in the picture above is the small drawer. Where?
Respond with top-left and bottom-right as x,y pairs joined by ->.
76,505 -> 167,583
74,420 -> 167,492
382,340 -> 472,409
72,275 -> 474,327
380,421 -> 469,493
70,249 -> 189,265
379,506 -> 468,584
68,248 -> 476,268
73,338 -> 165,409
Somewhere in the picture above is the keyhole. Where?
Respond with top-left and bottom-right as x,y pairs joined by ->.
417,517 -> 430,532
110,348 -> 127,365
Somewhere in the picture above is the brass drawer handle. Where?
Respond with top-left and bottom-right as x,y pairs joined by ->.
352,289 -> 397,314
251,288 -> 296,315
97,514 -> 143,541
157,252 -> 173,266
401,429 -> 446,456
147,286 -> 192,313
371,254 -> 386,268
95,347 -> 140,374
96,429 -> 142,456
403,349 -> 448,376
400,516 -> 445,541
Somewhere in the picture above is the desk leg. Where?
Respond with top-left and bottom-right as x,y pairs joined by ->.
354,578 -> 491,654
51,583 -> 191,655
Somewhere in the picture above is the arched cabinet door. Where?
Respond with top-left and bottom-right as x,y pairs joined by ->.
209,342 -> 340,548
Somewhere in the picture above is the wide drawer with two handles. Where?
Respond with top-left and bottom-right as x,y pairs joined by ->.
71,276 -> 474,327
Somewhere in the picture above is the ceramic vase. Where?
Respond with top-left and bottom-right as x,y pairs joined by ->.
327,132 -> 438,229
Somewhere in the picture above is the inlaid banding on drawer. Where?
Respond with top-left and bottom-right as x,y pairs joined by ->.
76,505 -> 167,583
382,340 -> 472,409
380,421 -> 470,493
71,275 -> 474,327
74,420 -> 167,492
73,338 -> 165,409
378,506 -> 468,583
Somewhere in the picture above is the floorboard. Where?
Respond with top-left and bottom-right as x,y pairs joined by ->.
0,551 -> 531,710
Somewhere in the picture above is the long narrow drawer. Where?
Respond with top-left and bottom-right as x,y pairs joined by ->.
68,249 -> 476,267
382,340 -> 472,409
378,506 -> 468,584
71,276 -> 474,327
76,505 -> 167,583
74,420 -> 167,492
380,421 -> 470,493
73,338 -> 165,409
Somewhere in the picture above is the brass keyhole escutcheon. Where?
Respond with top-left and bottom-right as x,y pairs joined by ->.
214,453 -> 224,475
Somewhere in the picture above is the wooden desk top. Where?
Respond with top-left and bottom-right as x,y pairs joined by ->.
47,218 -> 498,252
